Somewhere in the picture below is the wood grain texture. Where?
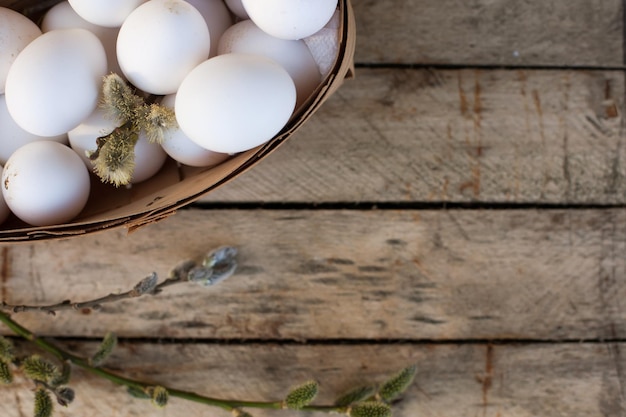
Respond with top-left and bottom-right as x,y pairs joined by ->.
200,68 -> 626,204
2,208 -> 625,341
1,342 -> 623,417
0,2 -> 618,417
352,0 -> 624,66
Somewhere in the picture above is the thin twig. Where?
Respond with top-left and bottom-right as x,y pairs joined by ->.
0,274 -> 174,315
0,246 -> 238,315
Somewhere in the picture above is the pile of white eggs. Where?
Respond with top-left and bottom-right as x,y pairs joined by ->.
0,0 -> 340,227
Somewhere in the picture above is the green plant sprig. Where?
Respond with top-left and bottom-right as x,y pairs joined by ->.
0,246 -> 417,416
0,318 -> 415,416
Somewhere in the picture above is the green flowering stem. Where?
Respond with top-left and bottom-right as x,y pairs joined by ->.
0,312 -> 354,414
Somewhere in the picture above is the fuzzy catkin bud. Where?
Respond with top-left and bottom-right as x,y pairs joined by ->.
101,73 -> 143,123
91,332 -> 118,367
150,386 -> 169,408
284,380 -> 319,409
349,402 -> 392,417
203,246 -> 238,269
169,260 -> 197,281
197,246 -> 238,286
55,387 -> 75,406
34,388 -> 53,417
142,103 -> 177,144
187,266 -> 214,284
91,128 -> 138,187
0,360 -> 12,384
22,355 -> 58,384
0,336 -> 15,362
132,272 -> 159,296
378,364 -> 417,402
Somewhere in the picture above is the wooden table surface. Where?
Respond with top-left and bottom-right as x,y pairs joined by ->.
3,1 -> 626,416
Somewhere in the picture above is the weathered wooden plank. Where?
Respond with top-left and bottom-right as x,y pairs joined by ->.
0,342 -> 623,417
352,0 -> 623,67
201,68 -> 626,204
2,209 -> 625,341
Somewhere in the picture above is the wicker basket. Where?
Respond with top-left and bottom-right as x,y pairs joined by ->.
0,0 -> 356,242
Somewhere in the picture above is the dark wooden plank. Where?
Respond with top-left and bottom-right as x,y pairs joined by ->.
352,0 -> 624,67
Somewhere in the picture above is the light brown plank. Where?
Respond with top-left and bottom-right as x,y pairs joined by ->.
352,0 -> 623,67
201,68 -> 626,204
2,208 -> 625,341
1,342 -> 623,417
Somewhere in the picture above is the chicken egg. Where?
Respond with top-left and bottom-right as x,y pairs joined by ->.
0,94 -> 67,165
2,141 -> 90,226
241,0 -> 338,40
42,1 -> 123,77
0,7 -> 41,93
117,0 -> 211,95
5,28 -> 107,137
218,19 -> 321,108
175,53 -> 296,154
67,0 -> 147,27
185,0 -> 233,57
160,94 -> 230,167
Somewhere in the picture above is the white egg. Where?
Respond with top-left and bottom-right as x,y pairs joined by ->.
42,1 -> 123,77
2,141 -> 90,226
0,166 -> 10,226
176,53 -> 296,154
0,7 -> 41,94
117,0 -> 211,95
68,107 -> 168,184
67,0 -> 147,27
185,0 -> 233,57
224,0 -> 248,19
5,28 -> 107,137
0,94 -> 67,165
160,94 -> 230,167
241,0 -> 338,40
218,20 -> 321,108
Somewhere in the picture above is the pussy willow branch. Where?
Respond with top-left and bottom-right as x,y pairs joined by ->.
0,246 -> 238,315
0,312 -> 347,414
0,274 -> 174,315
0,246 -> 411,416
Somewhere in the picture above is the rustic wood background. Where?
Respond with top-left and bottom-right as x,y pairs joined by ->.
3,0 -> 626,416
